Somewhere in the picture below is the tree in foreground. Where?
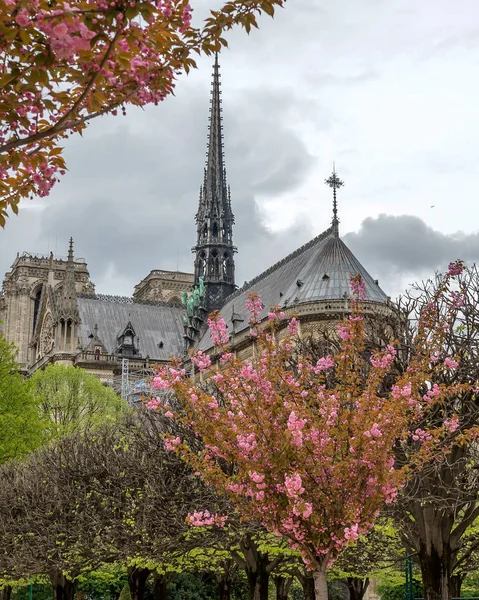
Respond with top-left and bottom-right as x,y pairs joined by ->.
149,264 -> 478,600
387,264 -> 479,600
0,334 -> 44,463
28,363 -> 126,437
0,0 -> 285,225
0,411 -> 225,600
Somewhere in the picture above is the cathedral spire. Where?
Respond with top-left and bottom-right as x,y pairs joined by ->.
325,163 -> 344,237
193,54 -> 236,312
204,53 -> 226,197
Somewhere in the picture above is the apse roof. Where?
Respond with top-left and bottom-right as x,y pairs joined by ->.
77,296 -> 185,361
197,227 -> 387,351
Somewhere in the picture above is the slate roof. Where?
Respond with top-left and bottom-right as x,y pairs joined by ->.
197,227 -> 388,351
77,296 -> 185,361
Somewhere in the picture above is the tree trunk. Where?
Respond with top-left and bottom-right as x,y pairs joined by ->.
218,575 -> 232,600
346,578 -> 370,600
50,572 -> 76,600
245,563 -> 270,600
313,564 -> 328,600
0,586 -> 12,600
298,572 -> 315,600
418,544 -> 451,600
153,573 -> 170,600
450,575 -> 462,599
127,567 -> 151,600
274,576 -> 293,600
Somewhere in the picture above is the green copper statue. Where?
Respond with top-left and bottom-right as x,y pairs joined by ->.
187,294 -> 194,317
199,276 -> 205,298
192,285 -> 200,307
181,290 -> 188,306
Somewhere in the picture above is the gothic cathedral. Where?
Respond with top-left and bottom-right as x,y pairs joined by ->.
0,56 -> 390,386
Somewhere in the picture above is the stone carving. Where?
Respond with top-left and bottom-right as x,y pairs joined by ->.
40,313 -> 54,355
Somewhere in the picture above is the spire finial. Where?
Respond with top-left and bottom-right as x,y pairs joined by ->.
204,52 -> 225,190
68,237 -> 74,262
325,163 -> 344,237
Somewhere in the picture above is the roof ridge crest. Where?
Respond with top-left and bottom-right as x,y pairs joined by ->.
224,227 -> 333,302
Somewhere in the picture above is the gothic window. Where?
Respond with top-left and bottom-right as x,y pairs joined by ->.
212,222 -> 219,238
211,250 -> 220,277
202,224 -> 208,241
94,347 -> 101,361
32,288 -> 42,334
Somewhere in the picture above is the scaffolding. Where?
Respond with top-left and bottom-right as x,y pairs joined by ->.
111,359 -> 156,406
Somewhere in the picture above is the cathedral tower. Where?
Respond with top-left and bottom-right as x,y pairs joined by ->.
193,54 -> 236,312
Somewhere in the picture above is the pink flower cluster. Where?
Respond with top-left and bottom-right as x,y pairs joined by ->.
152,375 -> 171,390
246,293 -> 263,326
411,428 -> 433,443
444,417 -> 459,433
314,356 -> 335,373
370,345 -> 396,369
287,411 -> 308,447
350,275 -> 367,300
287,317 -> 299,336
344,523 -> 359,540
191,350 -> 212,372
423,383 -> 441,402
444,357 -> 459,370
249,471 -> 265,483
337,325 -> 352,341
267,306 -> 286,321
364,423 -> 383,439
284,473 -> 305,498
146,397 -> 163,410
186,510 -> 228,527
208,315 -> 229,346
164,436 -> 181,451
450,291 -> 465,309
448,260 -> 464,277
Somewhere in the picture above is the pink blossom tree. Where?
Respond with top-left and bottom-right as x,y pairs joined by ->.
148,264 -> 478,600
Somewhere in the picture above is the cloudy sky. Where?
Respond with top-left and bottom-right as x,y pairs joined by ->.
1,0 -> 479,300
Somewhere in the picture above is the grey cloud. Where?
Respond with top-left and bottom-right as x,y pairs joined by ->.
344,214 -> 479,297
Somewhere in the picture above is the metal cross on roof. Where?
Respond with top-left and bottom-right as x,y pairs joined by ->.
325,164 -> 344,237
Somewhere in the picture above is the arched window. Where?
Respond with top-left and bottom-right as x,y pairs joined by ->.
94,348 -> 101,361
202,224 -> 208,241
211,250 -> 220,277
32,287 -> 42,334
212,222 -> 219,238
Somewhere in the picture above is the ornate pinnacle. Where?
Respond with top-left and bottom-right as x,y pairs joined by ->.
325,164 -> 344,237
68,237 -> 74,262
